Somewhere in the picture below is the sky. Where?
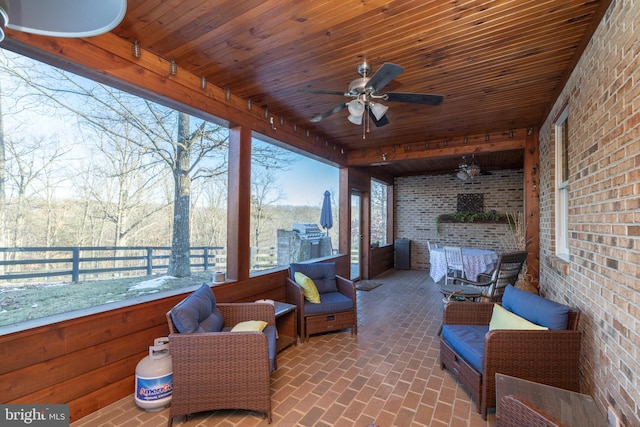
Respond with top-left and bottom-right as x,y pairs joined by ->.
276,159 -> 339,207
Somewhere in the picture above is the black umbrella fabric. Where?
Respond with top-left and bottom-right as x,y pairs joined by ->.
320,190 -> 333,232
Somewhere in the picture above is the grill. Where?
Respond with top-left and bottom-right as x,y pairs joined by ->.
292,222 -> 326,240
277,223 -> 332,265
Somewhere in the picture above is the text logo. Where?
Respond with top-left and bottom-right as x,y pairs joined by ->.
1,405 -> 69,426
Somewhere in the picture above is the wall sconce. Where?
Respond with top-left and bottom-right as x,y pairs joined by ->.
200,76 -> 207,90
132,41 -> 140,58
169,59 -> 177,75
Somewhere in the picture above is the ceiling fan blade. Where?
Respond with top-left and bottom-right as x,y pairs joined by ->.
385,92 -> 444,105
311,103 -> 348,122
299,88 -> 348,96
368,109 -> 389,127
366,62 -> 404,94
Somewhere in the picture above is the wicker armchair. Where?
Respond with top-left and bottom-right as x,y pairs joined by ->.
166,290 -> 275,426
286,262 -> 357,342
440,302 -> 581,420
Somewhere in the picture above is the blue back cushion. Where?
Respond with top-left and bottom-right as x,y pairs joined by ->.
290,262 -> 338,294
170,284 -> 224,333
502,285 -> 569,330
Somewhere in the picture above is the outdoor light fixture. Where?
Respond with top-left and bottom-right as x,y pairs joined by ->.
169,59 -> 177,75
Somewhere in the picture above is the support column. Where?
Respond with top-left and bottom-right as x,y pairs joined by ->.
227,125 -> 252,281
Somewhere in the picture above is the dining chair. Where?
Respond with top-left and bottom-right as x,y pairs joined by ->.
443,246 -> 466,285
427,241 -> 438,252
447,251 -> 528,302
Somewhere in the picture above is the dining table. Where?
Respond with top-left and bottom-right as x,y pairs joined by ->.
429,247 -> 498,283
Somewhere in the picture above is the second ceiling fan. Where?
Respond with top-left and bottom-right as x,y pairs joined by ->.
302,62 -> 444,131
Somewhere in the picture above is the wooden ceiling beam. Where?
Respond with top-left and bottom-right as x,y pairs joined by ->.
347,128 -> 528,167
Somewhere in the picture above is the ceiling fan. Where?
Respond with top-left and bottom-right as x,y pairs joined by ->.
456,155 -> 492,180
0,0 -> 127,42
301,62 -> 443,136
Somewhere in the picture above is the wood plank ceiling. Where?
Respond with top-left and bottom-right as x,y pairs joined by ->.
110,0 -> 607,176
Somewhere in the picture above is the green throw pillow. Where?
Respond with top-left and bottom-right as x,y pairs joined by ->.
230,320 -> 268,332
294,272 -> 321,303
489,304 -> 548,331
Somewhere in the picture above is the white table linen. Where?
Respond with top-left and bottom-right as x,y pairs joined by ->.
429,247 -> 498,282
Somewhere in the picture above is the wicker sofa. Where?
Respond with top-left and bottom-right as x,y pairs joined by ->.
440,285 -> 581,420
166,284 -> 276,425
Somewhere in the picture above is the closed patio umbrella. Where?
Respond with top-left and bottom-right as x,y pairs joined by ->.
319,190 -> 333,233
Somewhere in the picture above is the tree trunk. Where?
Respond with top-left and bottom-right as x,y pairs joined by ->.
168,113 -> 191,277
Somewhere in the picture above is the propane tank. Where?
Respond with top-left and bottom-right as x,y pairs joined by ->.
134,337 -> 172,411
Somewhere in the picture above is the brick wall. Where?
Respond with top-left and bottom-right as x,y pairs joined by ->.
394,170 -> 524,270
538,2 -> 639,425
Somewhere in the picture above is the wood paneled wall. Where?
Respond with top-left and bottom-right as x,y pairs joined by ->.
369,245 -> 395,278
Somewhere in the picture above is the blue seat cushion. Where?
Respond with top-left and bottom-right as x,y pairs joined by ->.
303,291 -> 353,315
290,262 -> 338,294
442,325 -> 488,372
171,284 -> 224,333
502,285 -> 570,330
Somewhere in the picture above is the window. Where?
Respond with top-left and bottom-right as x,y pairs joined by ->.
555,107 -> 569,260
370,179 -> 388,245
0,50 -> 229,328
250,136 -> 339,273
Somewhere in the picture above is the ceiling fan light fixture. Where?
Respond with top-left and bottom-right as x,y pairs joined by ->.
347,99 -> 365,117
348,113 -> 363,125
457,170 -> 468,180
467,164 -> 480,177
370,102 -> 389,121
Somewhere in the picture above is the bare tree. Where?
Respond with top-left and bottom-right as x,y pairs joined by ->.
4,134 -> 69,247
0,50 -> 295,278
0,51 -> 228,276
251,166 -> 284,251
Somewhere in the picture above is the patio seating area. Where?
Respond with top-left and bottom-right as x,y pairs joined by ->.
71,269 -> 495,427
